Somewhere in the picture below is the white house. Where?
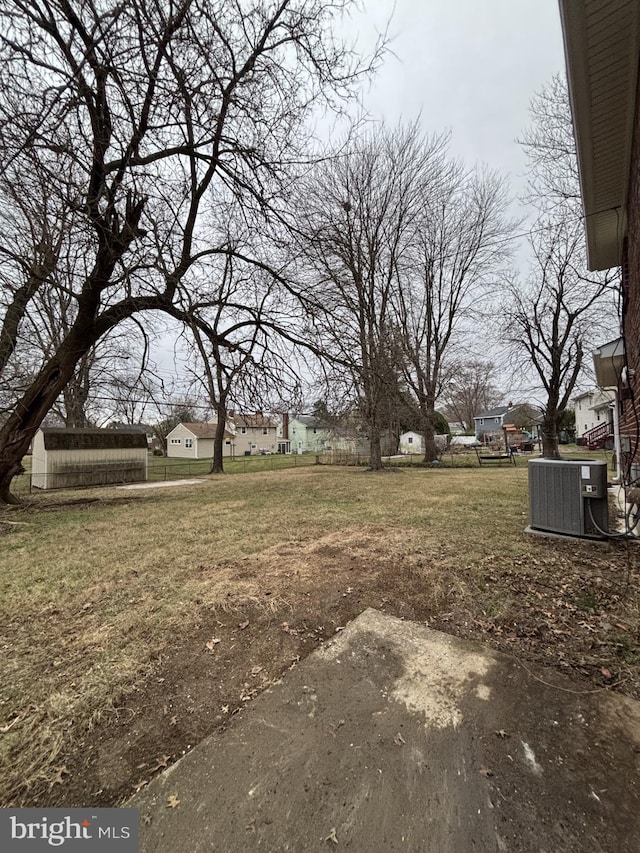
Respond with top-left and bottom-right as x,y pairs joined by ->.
573,390 -> 615,440
166,422 -> 236,459
31,427 -> 148,490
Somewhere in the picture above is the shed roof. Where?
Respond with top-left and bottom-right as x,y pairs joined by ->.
559,0 -> 640,270
40,428 -> 148,451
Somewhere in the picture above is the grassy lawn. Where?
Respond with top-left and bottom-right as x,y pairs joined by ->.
1,458 -> 636,807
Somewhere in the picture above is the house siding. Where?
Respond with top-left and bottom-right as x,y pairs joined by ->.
289,418 -> 332,453
574,391 -> 614,439
233,426 -> 277,456
166,424 -> 198,459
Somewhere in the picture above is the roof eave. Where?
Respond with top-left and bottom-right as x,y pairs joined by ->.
558,0 -> 640,271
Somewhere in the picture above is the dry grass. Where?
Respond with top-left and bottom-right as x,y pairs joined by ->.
1,462 -> 638,806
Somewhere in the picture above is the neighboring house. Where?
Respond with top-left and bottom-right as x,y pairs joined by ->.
399,431 -> 448,455
166,422 -> 235,459
473,406 -> 511,441
474,403 -> 539,442
289,415 -> 333,454
573,390 -> 615,440
232,414 -> 278,456
31,427 -> 147,490
559,1 -> 640,472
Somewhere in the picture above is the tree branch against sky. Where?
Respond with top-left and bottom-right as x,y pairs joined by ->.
503,73 -> 620,458
295,123 -> 446,469
395,164 -> 515,461
0,0 -> 379,502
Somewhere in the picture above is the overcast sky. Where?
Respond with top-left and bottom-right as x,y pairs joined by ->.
157,2 -> 569,401
353,0 -> 566,194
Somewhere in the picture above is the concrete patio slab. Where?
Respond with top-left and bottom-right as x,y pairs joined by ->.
131,609 -> 640,852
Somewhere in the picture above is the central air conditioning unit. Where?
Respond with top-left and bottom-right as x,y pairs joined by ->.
528,459 -> 609,539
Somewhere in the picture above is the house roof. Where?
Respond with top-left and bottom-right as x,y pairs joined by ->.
559,0 -> 640,270
474,406 -> 510,420
292,414 -> 331,430
40,427 -> 148,451
177,422 -> 233,439
233,414 -> 276,429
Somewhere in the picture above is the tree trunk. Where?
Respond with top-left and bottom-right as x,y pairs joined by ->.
541,416 -> 561,459
210,405 -> 228,474
0,343 -> 93,502
421,400 -> 438,463
368,431 -> 383,471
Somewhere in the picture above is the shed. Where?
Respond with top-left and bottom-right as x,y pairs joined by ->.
31,428 -> 148,490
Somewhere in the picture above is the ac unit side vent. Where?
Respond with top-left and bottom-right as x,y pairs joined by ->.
528,459 -> 608,539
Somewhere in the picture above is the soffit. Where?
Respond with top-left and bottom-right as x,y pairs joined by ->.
559,0 -> 640,269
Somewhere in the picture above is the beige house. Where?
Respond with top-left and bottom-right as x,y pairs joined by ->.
166,422 -> 235,459
232,414 -> 278,455
31,427 -> 148,490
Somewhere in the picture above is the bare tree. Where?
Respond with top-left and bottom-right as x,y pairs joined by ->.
505,75 -> 619,458
0,0 -> 378,502
180,259 -> 303,474
442,360 -> 502,432
296,124 -> 447,469
395,166 -> 514,461
503,219 -> 617,457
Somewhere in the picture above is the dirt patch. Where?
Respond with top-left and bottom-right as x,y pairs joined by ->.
18,524 -> 638,810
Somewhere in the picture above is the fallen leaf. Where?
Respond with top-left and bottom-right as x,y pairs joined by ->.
393,733 -> 405,746
601,667 -> 613,679
325,827 -> 339,845
134,779 -> 148,793
206,638 -> 222,650
166,794 -> 180,809
169,716 -> 177,727
495,730 -> 509,739
479,767 -> 494,778
239,620 -> 250,630
250,666 -> 263,677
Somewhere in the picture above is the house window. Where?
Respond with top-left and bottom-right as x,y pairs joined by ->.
251,443 -> 257,449
225,439 -> 231,445
170,438 -> 181,445
408,436 -> 413,444
263,427 -> 268,435
241,427 -> 247,434
185,438 -> 193,449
